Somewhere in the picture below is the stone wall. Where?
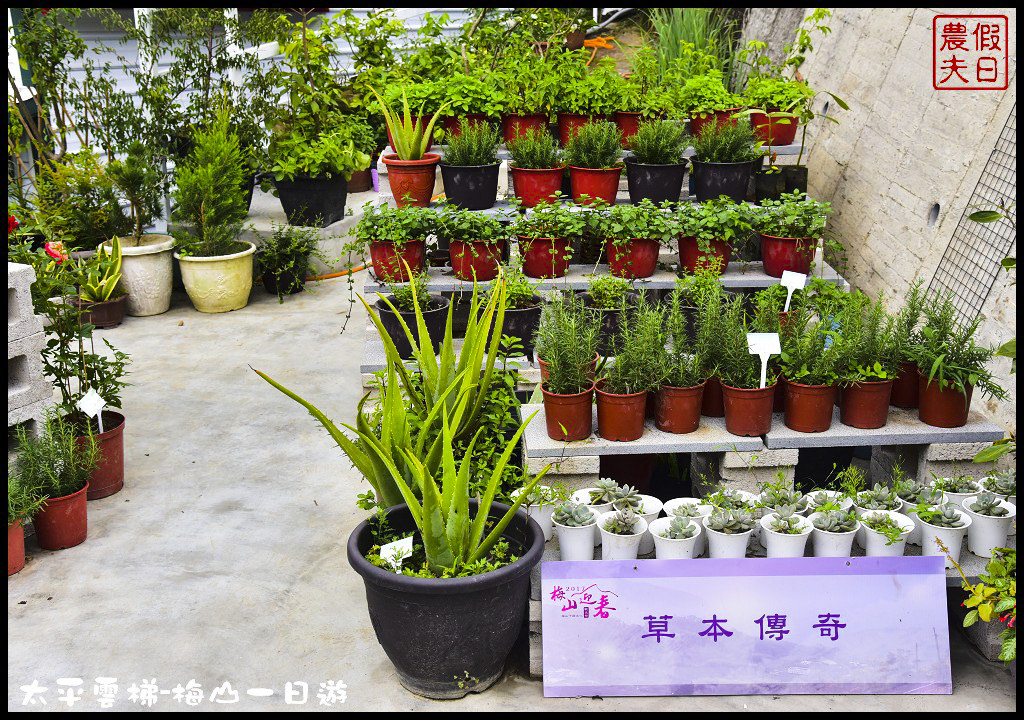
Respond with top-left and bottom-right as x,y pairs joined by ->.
740,8 -> 1017,434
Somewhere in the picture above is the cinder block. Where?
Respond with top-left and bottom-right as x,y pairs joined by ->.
7,333 -> 51,412
689,452 -> 722,496
528,597 -> 541,633
7,262 -> 43,341
720,464 -> 796,494
529,630 -> 543,678
948,588 -> 1006,662
918,443 -> 996,483
722,448 -> 799,469
924,442 -> 993,462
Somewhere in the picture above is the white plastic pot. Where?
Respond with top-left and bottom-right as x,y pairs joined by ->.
175,241 -> 255,313
105,234 -> 175,316
513,485 -> 556,541
572,488 -> 614,546
636,494 -> 664,556
807,512 -> 859,557
931,478 -> 982,508
596,511 -> 648,560
919,510 -> 972,568
960,496 -> 1015,559
553,520 -> 597,561
803,489 -> 853,513
702,518 -> 754,559
859,510 -> 914,557
854,503 -> 903,548
759,513 -> 813,558
663,498 -> 713,556
899,493 -> 946,546
649,517 -> 701,559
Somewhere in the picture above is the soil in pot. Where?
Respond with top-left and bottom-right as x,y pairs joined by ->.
541,385 -> 594,441
510,166 -> 565,208
73,294 -> 128,329
502,114 -> 549,143
77,411 -> 126,500
624,157 -> 688,205
274,175 -> 348,227
761,234 -> 816,277
449,240 -> 504,281
840,380 -> 893,429
890,361 -> 920,408
9,522 -> 25,576
918,371 -> 973,428
596,381 -> 647,442
569,166 -> 622,206
34,483 -> 89,550
691,160 -> 755,203
369,240 -> 426,282
607,238 -> 660,279
383,154 -> 441,208
347,500 -> 543,699
519,236 -> 571,278
655,383 -> 705,434
722,381 -> 777,436
579,291 -> 639,357
678,235 -> 731,274
376,295 -> 450,360
784,381 -> 836,433
439,163 -> 500,210
702,376 -> 725,417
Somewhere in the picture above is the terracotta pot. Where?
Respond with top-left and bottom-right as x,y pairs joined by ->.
387,116 -> 434,154
702,376 -> 725,417
784,381 -> 836,432
502,113 -> 549,143
34,483 -> 89,550
655,382 -> 706,434
890,361 -> 920,408
761,234 -> 815,277
519,236 -> 571,278
510,166 -> 565,208
918,370 -> 973,428
9,521 -> 25,576
565,29 -> 586,50
78,411 -> 126,500
348,167 -> 373,193
721,381 -> 777,436
369,239 -> 426,282
840,379 -> 893,429
569,165 -> 622,205
678,235 -> 731,274
542,384 -> 595,441
749,110 -> 800,146
382,153 -> 440,207
773,374 -> 787,413
449,239 -> 504,281
596,382 -> 648,442
689,107 -> 742,138
607,238 -> 660,279
557,113 -> 601,146
614,111 -> 644,145
442,113 -> 489,138
73,294 -> 127,329
539,352 -> 599,383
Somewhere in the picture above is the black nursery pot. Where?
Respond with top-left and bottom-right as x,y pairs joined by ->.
347,500 -> 544,699
624,157 -> 688,204
243,173 -> 258,210
781,165 -> 809,194
501,299 -> 543,359
754,170 -> 786,203
579,291 -> 640,356
376,295 -> 450,359
274,175 -> 348,227
690,159 -> 756,203
262,268 -> 305,297
439,163 -> 500,210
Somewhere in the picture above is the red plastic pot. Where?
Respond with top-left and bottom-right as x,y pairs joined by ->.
749,110 -> 800,146
655,382 -> 705,434
918,370 -> 973,428
34,483 -> 89,550
542,384 -> 595,441
79,411 -> 126,500
449,239 -> 504,281
510,166 -> 565,208
761,234 -> 815,277
784,381 -> 836,433
607,238 -> 660,279
722,381 -> 777,436
519,236 -> 571,278
614,111 -> 644,146
539,352 -> 599,383
689,107 -> 742,139
702,376 -> 725,417
387,117 -> 434,154
569,165 -> 622,206
557,113 -> 602,146
9,521 -> 25,576
382,153 -> 440,207
840,379 -> 894,429
596,381 -> 648,442
442,113 -> 489,138
890,361 -> 920,408
678,235 -> 731,274
369,239 -> 426,282
502,113 -> 549,143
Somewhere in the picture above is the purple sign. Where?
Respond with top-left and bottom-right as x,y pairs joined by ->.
541,556 -> 951,697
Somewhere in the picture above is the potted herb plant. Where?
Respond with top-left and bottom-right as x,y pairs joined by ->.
717,295 -> 778,436
754,191 -> 830,277
434,204 -> 506,281
507,129 -> 565,208
351,202 -> 432,282
596,508 -> 648,560
439,120 -> 502,210
690,121 -> 762,203
579,274 -> 638,356
375,90 -> 450,207
74,236 -> 127,328
780,309 -> 845,433
742,75 -> 814,147
565,120 -> 623,206
497,44 -> 556,142
677,70 -> 743,138
614,46 -> 674,145
439,71 -> 503,136
512,484 -> 561,542
860,510 -> 914,557
373,273 -> 450,360
917,503 -> 972,568
760,506 -> 813,558
650,515 -> 702,559
8,473 -> 46,575
623,119 -> 689,204
553,54 -> 620,146
655,286 -> 710,434
838,293 -> 899,428
171,114 -> 255,313
596,299 -> 663,442
703,508 -> 756,559
536,293 -> 599,441
961,492 -> 1016,558
512,200 -> 585,278
603,200 -> 675,279
256,224 -> 326,302
552,501 -> 597,561
809,509 -> 859,557
676,197 -> 753,274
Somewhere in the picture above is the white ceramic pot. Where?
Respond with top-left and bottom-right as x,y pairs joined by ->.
649,517 -> 701,559
553,520 -> 597,561
572,489 -> 614,546
859,510 -> 913,557
596,511 -> 648,560
919,510 -> 972,568
759,513 -> 813,558
175,241 -> 255,313
663,498 -> 713,556
960,496 -> 1016,558
804,489 -> 853,513
980,477 -> 1016,536
106,234 -> 175,316
636,494 -> 664,556
702,518 -> 753,559
807,512 -> 859,557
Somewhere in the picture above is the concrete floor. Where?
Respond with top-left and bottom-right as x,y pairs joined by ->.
7,273 -> 1016,711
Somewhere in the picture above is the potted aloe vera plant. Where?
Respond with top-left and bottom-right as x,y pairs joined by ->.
565,120 -> 623,206
703,507 -> 756,559
375,90 -> 450,207
596,507 -> 648,560
74,236 -> 126,328
961,492 -> 1016,558
596,299 -> 663,442
552,501 -> 597,561
536,292 -> 599,441
512,200 -> 585,279
809,509 -> 859,557
508,128 -> 566,208
624,120 -> 689,205
650,515 -> 702,559
439,120 -> 502,210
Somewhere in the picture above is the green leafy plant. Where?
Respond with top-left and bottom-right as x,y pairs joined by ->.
676,197 -> 754,255
565,120 -> 622,169
603,507 -> 642,536
916,503 -> 966,529
553,54 -> 622,115
106,140 -> 164,245
535,292 -> 599,395
660,285 -> 711,388
812,510 -> 857,534
861,512 -> 905,546
512,199 -> 587,240
743,75 -> 815,114
716,294 -> 773,389
604,199 -> 679,249
587,275 -> 633,309
10,410 -> 98,500
495,44 -> 559,115
779,308 -> 845,386
602,297 -> 665,394
439,72 -> 504,119
385,272 -> 433,313
78,235 -> 123,303
552,501 -> 595,527
947,546 -> 1015,662
507,128 -> 563,170
373,88 -> 451,161
268,119 -> 373,182
434,203 -> 507,248
692,120 -> 761,164
706,507 -> 755,534
754,190 -> 829,239
256,224 -> 327,302
588,478 -> 621,505
661,515 -> 698,539
349,202 -> 435,253
676,70 -> 740,117
855,484 -> 902,512
443,119 -> 501,166
8,471 -> 47,526
485,266 -> 539,310
628,120 -> 688,165
839,291 -> 901,385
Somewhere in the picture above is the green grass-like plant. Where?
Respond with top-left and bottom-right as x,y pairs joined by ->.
535,291 -> 599,395
507,128 -> 563,170
10,410 -> 98,501
565,120 -> 622,169
443,120 -> 501,166
628,120 -> 688,165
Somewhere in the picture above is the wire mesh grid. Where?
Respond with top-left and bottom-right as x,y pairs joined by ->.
927,106 -> 1017,324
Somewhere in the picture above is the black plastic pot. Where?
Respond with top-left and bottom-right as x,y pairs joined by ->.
347,500 -> 543,699
375,295 -> 450,359
579,290 -> 640,356
500,300 -> 543,359
242,173 -> 257,210
262,268 -> 304,297
690,159 -> 756,203
624,157 -> 688,205
781,165 -> 809,194
754,170 -> 786,203
274,175 -> 348,227
439,163 -> 500,210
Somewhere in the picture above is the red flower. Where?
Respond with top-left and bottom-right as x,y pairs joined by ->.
8,215 -> 18,234
44,241 -> 68,264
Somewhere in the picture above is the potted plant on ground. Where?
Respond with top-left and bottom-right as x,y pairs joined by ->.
760,506 -> 813,558
917,503 -> 972,568
838,293 -> 900,428
603,200 -> 675,279
932,474 -> 983,506
374,273 -> 450,360
890,280 -> 927,408
8,473 -> 46,575
961,492 -> 1016,558
859,510 -> 914,557
512,200 -> 585,278
171,114 -> 255,313
375,90 -> 450,207
535,292 -> 599,440
507,129 -> 566,208
655,286 -> 710,434
10,411 -> 97,551
717,295 -> 778,436
256,224 -> 326,302
703,508 -> 756,559
351,202 -> 432,282
754,191 -> 830,277
650,515 -> 702,559
434,204 -> 507,281
439,119 -> 502,210
676,197 -> 753,274
565,120 -> 623,206
74,236 -> 127,329
690,121 -> 762,203
579,274 -> 637,356
809,509 -> 859,557
596,508 -> 649,560
677,70 -> 743,139
623,119 -> 689,204
780,309 -> 845,433
913,293 -> 1006,427
552,501 -> 597,560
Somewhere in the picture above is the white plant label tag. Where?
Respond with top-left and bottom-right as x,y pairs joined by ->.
380,535 -> 414,573
77,389 -> 107,433
747,333 -> 781,389
780,271 -> 807,312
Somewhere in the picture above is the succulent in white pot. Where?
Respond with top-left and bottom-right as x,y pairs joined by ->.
513,484 -> 560,541
611,490 -> 662,556
760,506 -> 813,558
650,515 -> 701,559
960,492 -> 1016,558
572,477 -> 620,546
981,474 -> 1016,537
759,480 -> 809,516
895,479 -> 946,546
853,484 -> 903,547
596,508 -> 649,560
859,510 -> 914,557
804,489 -> 853,513
703,508 -> 756,559
552,501 -> 597,561
916,503 -> 972,568
931,474 -> 982,507
663,498 -> 713,556
809,509 -> 859,557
